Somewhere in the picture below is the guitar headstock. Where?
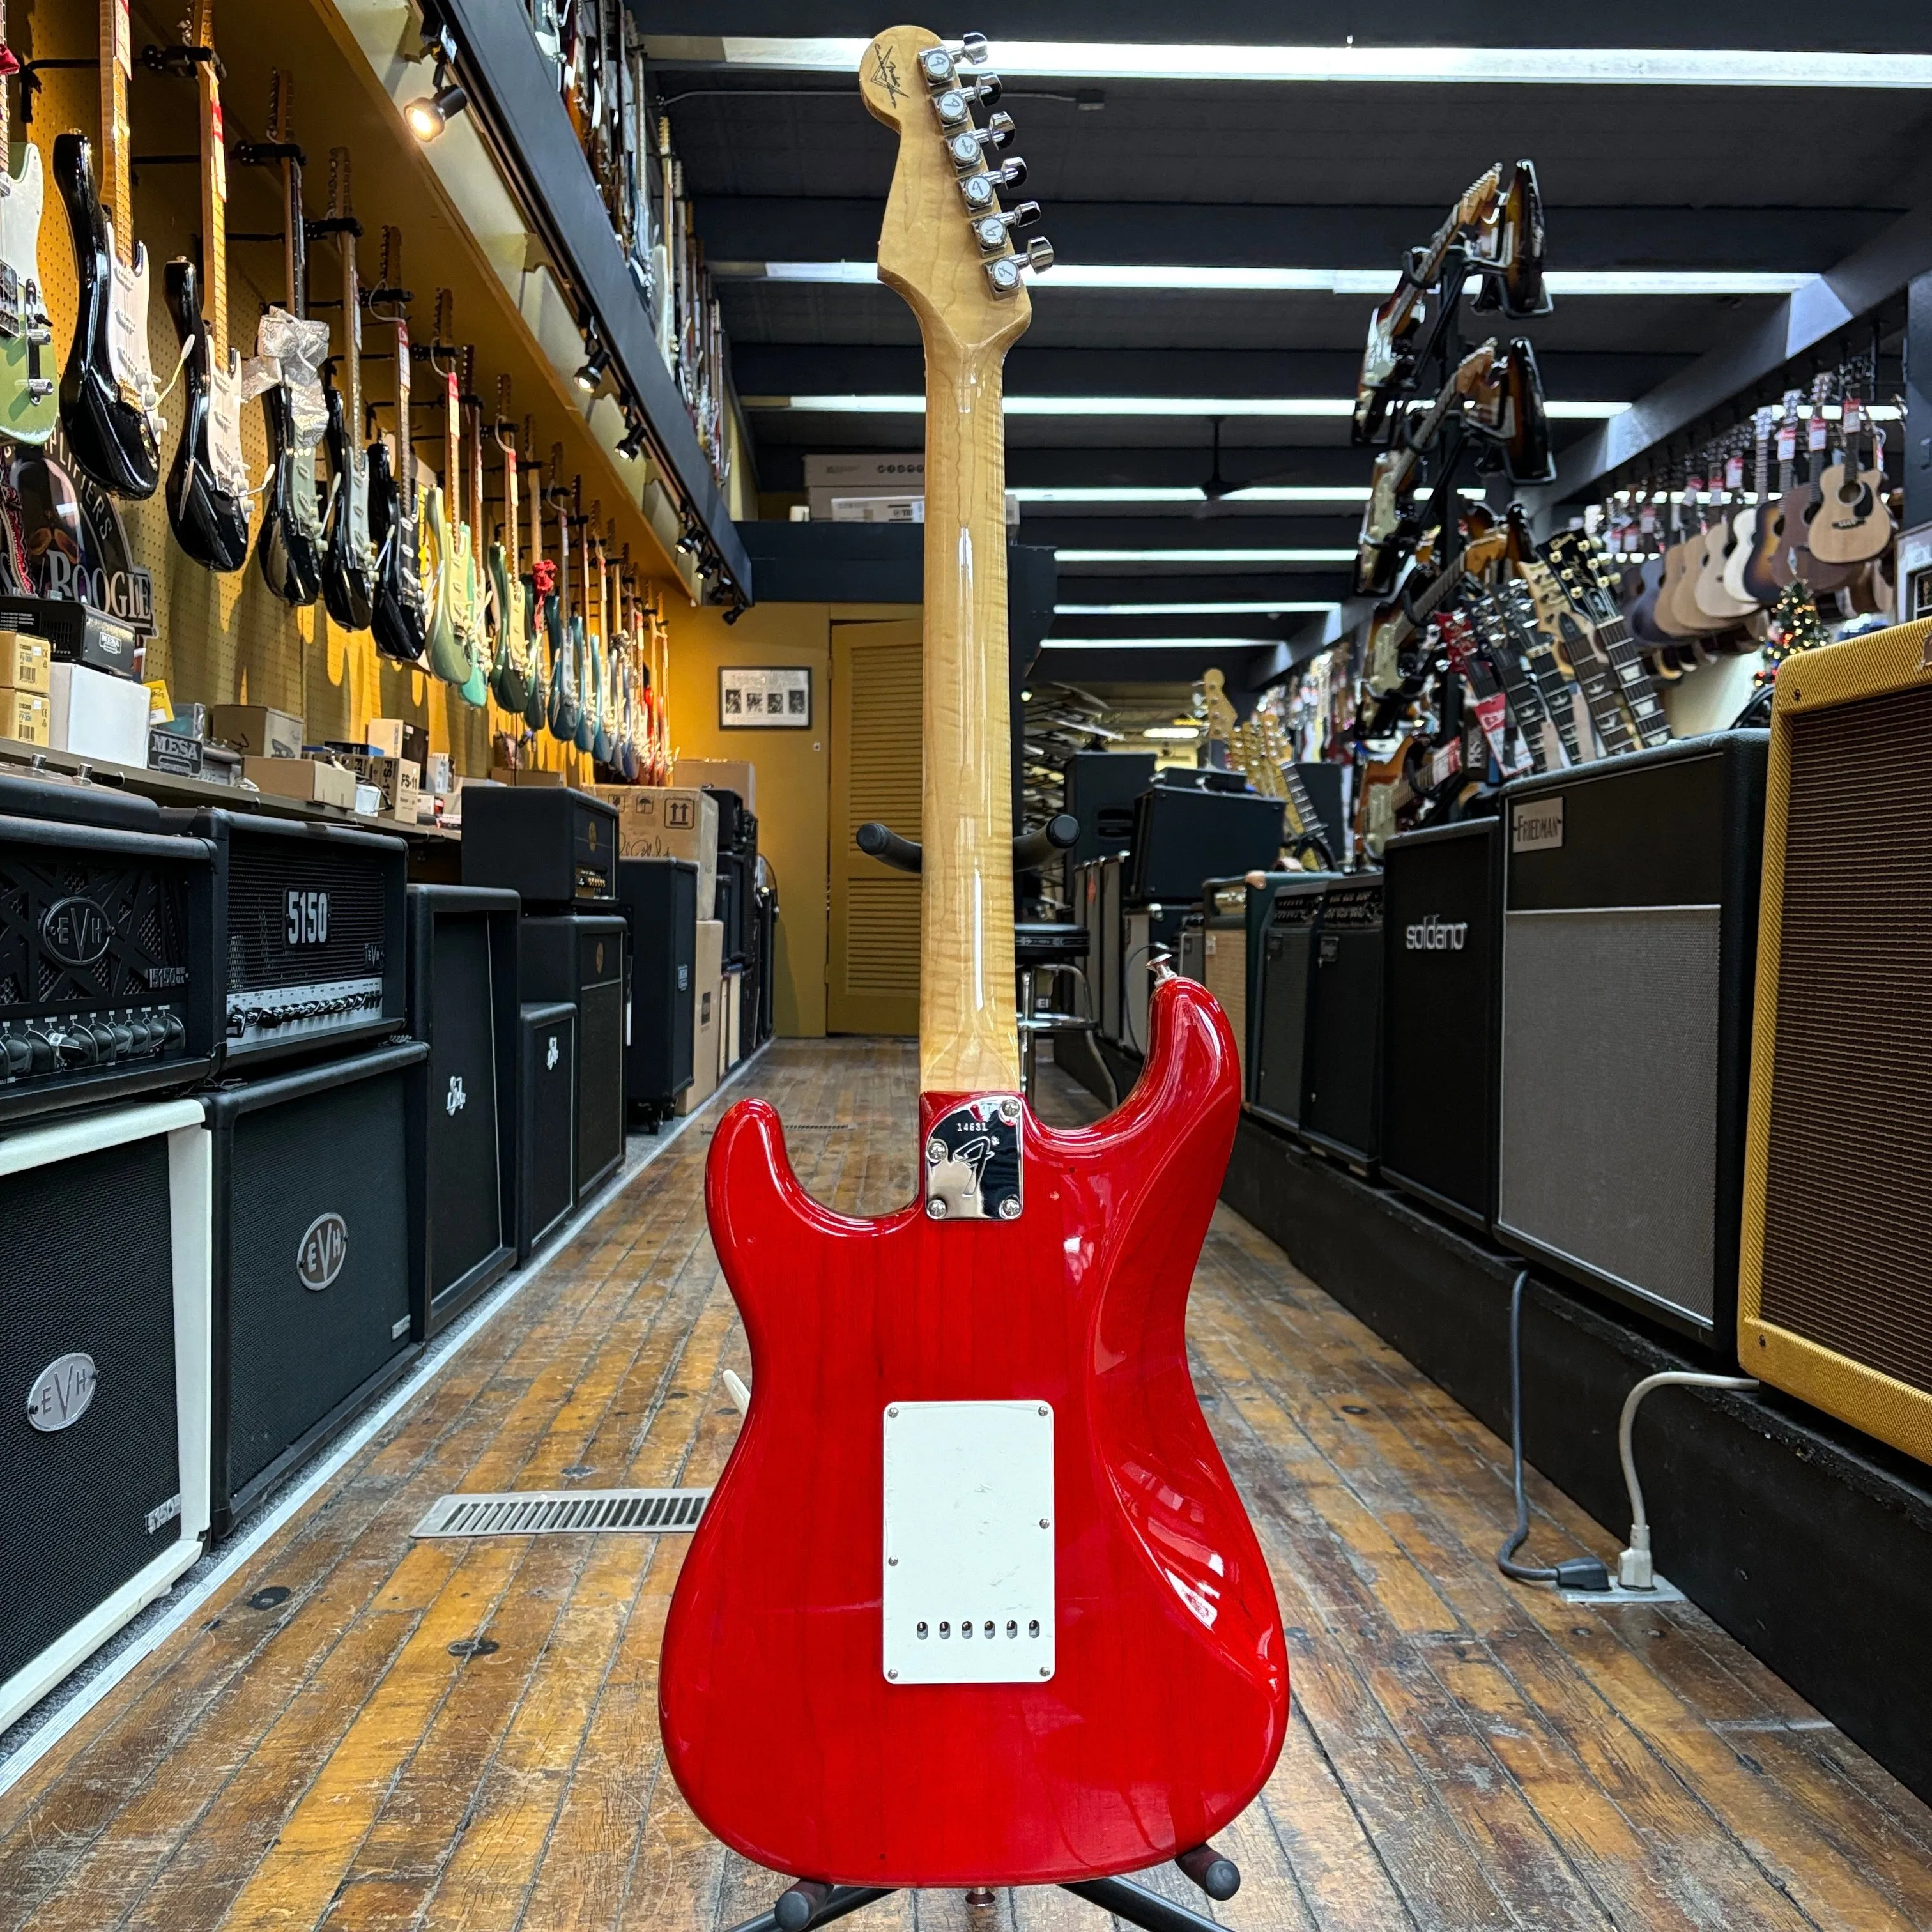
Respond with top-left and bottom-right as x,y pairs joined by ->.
1542,530 -> 1611,625
859,27 -> 1051,352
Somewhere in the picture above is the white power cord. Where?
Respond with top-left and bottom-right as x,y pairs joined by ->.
1616,1371 -> 1759,1587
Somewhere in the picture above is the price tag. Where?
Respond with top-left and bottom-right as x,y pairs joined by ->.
1725,451 -> 1744,490
1807,412 -> 1828,454
1776,423 -> 1797,463
112,0 -> 132,76
209,98 -> 226,203
1843,395 -> 1864,436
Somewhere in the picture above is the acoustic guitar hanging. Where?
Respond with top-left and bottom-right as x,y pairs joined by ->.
660,24 -> 1286,1896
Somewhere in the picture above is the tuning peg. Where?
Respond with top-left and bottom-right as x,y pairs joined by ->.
970,203 -> 1042,254
960,32 -> 990,63
945,110 -> 1014,171
1023,236 -> 1055,275
919,46 -> 956,86
958,155 -> 1027,210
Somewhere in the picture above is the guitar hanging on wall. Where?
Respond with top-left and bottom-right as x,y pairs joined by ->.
0,1 -> 57,447
319,147 -> 374,629
660,25 -> 1287,1897
55,0 -> 162,496
367,226 -> 428,663
163,0 -> 250,572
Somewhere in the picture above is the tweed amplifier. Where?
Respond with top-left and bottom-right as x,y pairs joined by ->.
1498,732 -> 1767,1351
461,785 -> 618,908
1121,902 -> 1192,1057
204,1039 -> 426,1537
521,915 -> 627,1199
616,857 -> 698,1128
163,810 -> 408,1073
1301,872 -> 1384,1174
0,1099 -> 211,1733
1381,818 -> 1503,1233
1740,620 -> 1932,1460
1248,875 -> 1332,1133
519,1001 -> 578,1259
404,886 -> 519,1340
0,790 -> 211,1122
1201,879 -> 1252,1090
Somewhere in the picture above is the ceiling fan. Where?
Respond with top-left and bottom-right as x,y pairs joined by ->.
1191,417 -> 1305,519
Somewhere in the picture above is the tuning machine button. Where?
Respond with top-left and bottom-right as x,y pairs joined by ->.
958,156 -> 1027,210
946,111 -> 1014,171
919,46 -> 956,86
1023,236 -> 1055,275
970,203 -> 1042,253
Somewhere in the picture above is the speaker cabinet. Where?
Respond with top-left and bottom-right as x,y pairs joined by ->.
518,1002 -> 577,1260
204,1041 -> 426,1538
1381,821 -> 1502,1230
404,886 -> 519,1340
460,786 -> 618,908
1202,880 -> 1252,1091
1741,622 -> 1932,1459
1127,786 -> 1285,904
755,877 -> 777,1045
1301,872 -> 1384,1174
521,916 -> 627,1199
1061,751 -> 1156,898
0,1100 -> 211,1733
615,858 -> 698,1128
1498,732 -> 1767,1351
1250,876 -> 1330,1133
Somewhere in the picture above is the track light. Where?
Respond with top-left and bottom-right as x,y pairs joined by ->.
404,77 -> 468,139
574,334 -> 610,393
616,413 -> 647,461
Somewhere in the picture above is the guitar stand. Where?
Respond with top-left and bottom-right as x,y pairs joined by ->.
725,1845 -> 1242,1932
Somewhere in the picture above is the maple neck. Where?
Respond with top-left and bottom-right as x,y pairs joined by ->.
100,0 -> 134,266
197,37 -> 227,360
443,360 -> 461,524
504,446 -> 519,572
527,465 -> 542,576
469,402 -> 484,548
332,153 -> 362,433
394,321 -> 413,492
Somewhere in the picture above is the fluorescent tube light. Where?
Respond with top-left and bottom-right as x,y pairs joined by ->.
1142,725 -> 1202,739
1014,485 -> 1489,505
742,395 -> 1630,420
649,38 -> 1932,88
1055,548 -> 1358,564
1044,638 -> 1290,648
1056,601 -> 1341,614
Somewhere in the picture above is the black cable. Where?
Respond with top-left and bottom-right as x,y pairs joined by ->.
1497,1270 -> 1610,1591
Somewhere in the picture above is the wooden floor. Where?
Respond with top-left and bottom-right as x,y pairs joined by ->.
3,1039 -> 1929,1932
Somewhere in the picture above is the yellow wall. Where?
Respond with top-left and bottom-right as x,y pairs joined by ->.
661,599 -> 919,1038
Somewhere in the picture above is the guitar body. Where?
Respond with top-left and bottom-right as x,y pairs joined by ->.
544,585 -> 574,739
422,481 -> 466,685
0,141 -> 57,447
321,373 -> 375,631
1742,495 -> 1791,601
1781,479 -> 1855,592
571,616 -> 594,753
52,134 -> 158,498
590,639 -> 612,762
523,573 -> 549,729
1721,505 -> 1759,604
259,386 -> 324,604
489,546 -> 530,713
1807,457 -> 1892,565
162,260 -> 250,573
1692,516 -> 1754,622
662,977 -> 1285,1887
367,438 -> 429,663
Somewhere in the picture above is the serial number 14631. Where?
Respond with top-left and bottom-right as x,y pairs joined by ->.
286,889 -> 330,946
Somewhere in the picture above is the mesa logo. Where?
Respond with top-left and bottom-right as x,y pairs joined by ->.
41,895 -> 112,969
1405,915 -> 1468,952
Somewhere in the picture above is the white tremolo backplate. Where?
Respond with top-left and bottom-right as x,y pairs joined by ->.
882,1400 -> 1055,1685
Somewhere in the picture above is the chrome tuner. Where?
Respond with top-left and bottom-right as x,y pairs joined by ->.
919,46 -> 955,85
958,156 -> 1026,211
1023,236 -> 1056,275
960,31 -> 990,63
971,203 -> 1043,253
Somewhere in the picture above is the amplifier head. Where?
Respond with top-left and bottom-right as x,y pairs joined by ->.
1249,873 -> 1333,1132
1742,620 -> 1932,1460
461,786 -> 618,908
1498,732 -> 1767,1349
1126,786 -> 1285,905
167,809 -> 409,1074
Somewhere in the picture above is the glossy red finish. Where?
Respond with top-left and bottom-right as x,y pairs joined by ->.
659,977 -> 1288,1887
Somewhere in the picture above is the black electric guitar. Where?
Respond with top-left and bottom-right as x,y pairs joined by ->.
54,0 -> 162,496
319,148 -> 374,629
164,0 -> 249,572
1544,529 -> 1673,749
256,71 -> 323,606
367,227 -> 427,663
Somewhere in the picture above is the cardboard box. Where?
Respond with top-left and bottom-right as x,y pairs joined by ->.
1,689 -> 49,746
595,785 -> 717,914
678,920 -> 725,1116
0,631 -> 52,694
490,765 -> 567,788
673,758 -> 755,812
724,965 -> 744,1068
243,755 -> 357,809
50,661 -> 150,764
211,703 -> 304,759
342,753 -> 420,822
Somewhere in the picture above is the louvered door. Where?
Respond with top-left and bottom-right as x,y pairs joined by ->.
828,620 -> 922,1036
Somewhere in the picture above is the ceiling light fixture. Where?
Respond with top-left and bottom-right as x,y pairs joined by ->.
1142,724 -> 1202,739
743,394 -> 1628,419
404,29 -> 468,141
615,413 -> 647,461
648,36 -> 1932,88
575,335 -> 611,394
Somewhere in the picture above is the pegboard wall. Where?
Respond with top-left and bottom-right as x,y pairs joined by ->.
18,0 -> 645,783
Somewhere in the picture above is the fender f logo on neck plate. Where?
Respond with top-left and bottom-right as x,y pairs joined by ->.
924,1095 -> 1023,1221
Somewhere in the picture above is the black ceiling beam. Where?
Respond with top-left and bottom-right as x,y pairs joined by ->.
758,444 -> 1387,491
700,198 -> 1895,274
1049,571 -> 1357,602
1016,513 -> 1356,546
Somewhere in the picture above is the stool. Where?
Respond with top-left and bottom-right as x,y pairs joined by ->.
1016,922 -> 1117,1110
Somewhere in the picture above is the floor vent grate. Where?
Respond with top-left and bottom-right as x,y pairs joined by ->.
412,1488 -> 711,1538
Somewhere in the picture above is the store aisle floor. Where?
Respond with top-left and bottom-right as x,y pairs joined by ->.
1,1039 -> 1928,1932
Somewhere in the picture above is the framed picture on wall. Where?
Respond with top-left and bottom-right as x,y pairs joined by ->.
720,666 -> 813,728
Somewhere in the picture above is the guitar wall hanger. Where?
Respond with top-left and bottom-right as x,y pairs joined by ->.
17,57 -> 97,128
141,43 -> 224,81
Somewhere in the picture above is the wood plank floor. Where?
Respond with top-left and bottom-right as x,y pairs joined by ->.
3,1038 -> 1928,1931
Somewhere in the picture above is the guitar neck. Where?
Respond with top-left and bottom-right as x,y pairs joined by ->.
199,54 -> 227,360
338,167 -> 362,434
394,321 -> 412,493
100,0 -> 134,265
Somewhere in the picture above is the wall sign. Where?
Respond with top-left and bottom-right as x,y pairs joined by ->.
720,666 -> 812,729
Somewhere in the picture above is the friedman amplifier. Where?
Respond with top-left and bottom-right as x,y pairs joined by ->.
521,914 -> 627,1199
0,774 -> 213,1121
1301,871 -> 1385,1175
519,1000 -> 577,1259
615,857 -> 698,1128
1381,818 -> 1504,1234
162,810 -> 408,1074
1126,784 -> 1284,905
204,1039 -> 426,1537
461,785 -> 618,908
1248,874 -> 1333,1134
1498,732 -> 1768,1353
404,886 -> 519,1339
0,1098 -> 211,1733
1740,621 -> 1932,1461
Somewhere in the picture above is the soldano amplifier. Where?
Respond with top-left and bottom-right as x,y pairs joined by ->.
461,785 -> 618,908
162,810 -> 408,1074
1248,874 -> 1333,1133
0,1098 -> 211,1733
1381,818 -> 1503,1233
204,1039 -> 426,1537
1740,620 -> 1932,1460
0,776 -> 213,1121
1301,871 -> 1385,1175
1498,732 -> 1767,1352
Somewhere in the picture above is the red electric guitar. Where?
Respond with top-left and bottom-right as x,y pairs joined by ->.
659,22 -> 1287,1906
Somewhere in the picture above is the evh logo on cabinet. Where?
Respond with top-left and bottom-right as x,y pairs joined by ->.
1405,915 -> 1468,952
26,1351 -> 97,1432
286,888 -> 331,946
40,896 -> 113,969
297,1211 -> 349,1290
445,1074 -> 468,1116
546,1034 -> 560,1071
